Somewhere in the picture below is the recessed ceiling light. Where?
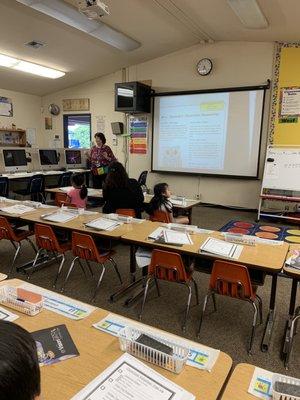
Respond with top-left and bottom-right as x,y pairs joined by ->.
0,52 -> 65,79
227,0 -> 268,29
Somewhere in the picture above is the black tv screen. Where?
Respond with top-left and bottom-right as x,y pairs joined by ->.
115,81 -> 151,113
39,149 -> 58,165
117,86 -> 134,109
65,149 -> 82,165
3,149 -> 27,167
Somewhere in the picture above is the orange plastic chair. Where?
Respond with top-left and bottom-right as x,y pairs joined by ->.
197,260 -> 263,354
0,216 -> 36,276
116,208 -> 136,217
55,192 -> 70,207
62,232 -> 122,300
32,223 -> 71,287
150,210 -> 171,223
139,249 -> 199,331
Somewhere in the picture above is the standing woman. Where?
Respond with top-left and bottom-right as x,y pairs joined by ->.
89,132 -> 117,188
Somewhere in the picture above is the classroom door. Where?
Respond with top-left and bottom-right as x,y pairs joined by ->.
63,114 -> 91,149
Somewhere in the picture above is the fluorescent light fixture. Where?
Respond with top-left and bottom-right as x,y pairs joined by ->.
16,0 -> 141,51
227,0 -> 268,29
0,52 -> 65,79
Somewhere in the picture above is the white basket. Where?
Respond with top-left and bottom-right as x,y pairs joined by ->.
118,327 -> 189,374
272,373 -> 300,400
0,286 -> 44,316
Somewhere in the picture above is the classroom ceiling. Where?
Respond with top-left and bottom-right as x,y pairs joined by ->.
0,0 -> 299,96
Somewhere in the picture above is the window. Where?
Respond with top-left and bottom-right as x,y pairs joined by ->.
63,114 -> 91,148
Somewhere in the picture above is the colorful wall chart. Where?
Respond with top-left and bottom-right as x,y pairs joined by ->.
129,116 -> 148,154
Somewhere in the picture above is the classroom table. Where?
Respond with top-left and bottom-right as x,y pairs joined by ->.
0,279 -> 233,400
120,222 -> 289,351
221,363 -> 258,399
281,244 -> 300,367
45,187 -> 201,224
2,168 -> 89,180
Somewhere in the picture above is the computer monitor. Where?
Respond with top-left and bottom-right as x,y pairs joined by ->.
38,149 -> 59,170
65,149 -> 84,169
3,149 -> 27,172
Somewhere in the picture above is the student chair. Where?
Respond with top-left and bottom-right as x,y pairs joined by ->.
116,208 -> 136,217
31,223 -> 71,287
13,174 -> 45,203
139,249 -> 199,331
0,177 -> 9,198
137,170 -> 148,192
285,304 -> 300,369
150,210 -> 171,223
197,260 -> 263,354
61,232 -> 122,300
54,192 -> 71,207
58,172 -> 73,187
0,216 -> 36,276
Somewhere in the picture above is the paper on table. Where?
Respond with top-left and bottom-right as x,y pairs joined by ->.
105,213 -> 145,224
248,367 -> 274,399
148,227 -> 165,240
41,211 -> 77,223
200,237 -> 243,259
93,313 -> 220,372
163,229 -> 193,245
85,217 -> 122,231
71,353 -> 195,400
19,283 -> 95,320
0,306 -> 19,321
0,204 -> 36,215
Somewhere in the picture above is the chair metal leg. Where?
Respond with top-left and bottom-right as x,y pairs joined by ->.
154,278 -> 160,296
285,314 -> 300,369
197,292 -> 210,337
212,292 -> 217,311
182,283 -> 192,332
109,257 -> 122,284
91,264 -> 106,302
27,248 -> 42,279
77,258 -> 88,279
139,277 -> 152,320
256,295 -> 263,325
192,277 -> 199,305
26,237 -> 37,254
85,260 -> 94,277
61,256 -> 78,292
8,242 -> 21,276
248,301 -> 258,355
53,254 -> 65,288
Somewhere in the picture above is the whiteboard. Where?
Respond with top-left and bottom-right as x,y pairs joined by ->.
262,146 -> 300,191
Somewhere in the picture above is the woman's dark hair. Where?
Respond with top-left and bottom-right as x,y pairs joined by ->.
148,183 -> 172,214
71,173 -> 88,200
0,321 -> 41,400
104,161 -> 129,189
94,132 -> 106,144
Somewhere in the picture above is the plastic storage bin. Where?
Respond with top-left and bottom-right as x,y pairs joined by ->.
0,286 -> 44,316
272,373 -> 300,400
118,326 -> 189,374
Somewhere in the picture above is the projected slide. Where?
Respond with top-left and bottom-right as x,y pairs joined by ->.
152,89 -> 264,177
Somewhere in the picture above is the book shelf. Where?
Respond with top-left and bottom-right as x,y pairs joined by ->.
0,128 -> 26,147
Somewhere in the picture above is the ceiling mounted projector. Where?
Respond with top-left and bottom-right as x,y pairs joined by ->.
16,0 -> 140,51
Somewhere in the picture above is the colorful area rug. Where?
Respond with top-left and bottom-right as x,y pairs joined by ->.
219,220 -> 300,243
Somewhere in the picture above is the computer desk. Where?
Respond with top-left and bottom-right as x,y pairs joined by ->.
1,279 -> 233,400
2,168 -> 89,180
45,187 -> 201,224
221,363 -> 258,399
120,222 -> 289,352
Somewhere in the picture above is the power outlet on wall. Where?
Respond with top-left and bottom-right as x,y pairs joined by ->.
112,137 -> 118,146
195,194 -> 201,200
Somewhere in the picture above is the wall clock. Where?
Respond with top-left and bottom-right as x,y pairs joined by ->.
197,58 -> 213,76
48,103 -> 60,116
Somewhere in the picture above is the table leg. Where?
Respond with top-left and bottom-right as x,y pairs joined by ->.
282,278 -> 298,357
261,273 -> 278,352
16,252 -> 61,274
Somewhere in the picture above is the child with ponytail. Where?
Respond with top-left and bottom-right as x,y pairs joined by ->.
67,173 -> 88,208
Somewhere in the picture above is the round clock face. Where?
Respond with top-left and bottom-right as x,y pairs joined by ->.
197,58 -> 213,76
48,103 -> 60,116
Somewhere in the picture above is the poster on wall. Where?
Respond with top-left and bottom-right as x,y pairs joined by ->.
62,98 -> 90,111
280,87 -> 300,117
0,97 -> 13,117
129,116 -> 148,154
45,117 -> 53,130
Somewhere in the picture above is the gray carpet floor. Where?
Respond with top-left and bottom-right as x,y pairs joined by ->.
1,205 -> 299,378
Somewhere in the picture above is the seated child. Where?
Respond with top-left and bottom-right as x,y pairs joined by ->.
0,320 -> 41,400
148,183 -> 189,224
67,173 -> 88,208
